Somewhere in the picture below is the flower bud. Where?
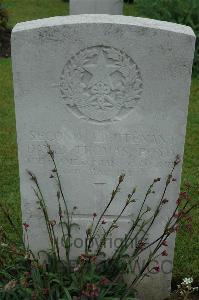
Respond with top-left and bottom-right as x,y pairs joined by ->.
119,173 -> 125,183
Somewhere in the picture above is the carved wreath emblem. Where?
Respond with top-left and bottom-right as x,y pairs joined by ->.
60,46 -> 143,122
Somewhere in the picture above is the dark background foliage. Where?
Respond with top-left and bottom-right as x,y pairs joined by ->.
135,0 -> 199,74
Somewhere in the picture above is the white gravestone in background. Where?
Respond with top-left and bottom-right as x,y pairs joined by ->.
12,15 -> 195,300
70,0 -> 123,15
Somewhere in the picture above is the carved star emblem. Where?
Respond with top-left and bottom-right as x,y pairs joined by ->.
84,50 -> 118,89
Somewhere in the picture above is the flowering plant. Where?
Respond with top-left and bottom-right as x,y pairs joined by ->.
175,277 -> 198,299
0,145 -> 197,300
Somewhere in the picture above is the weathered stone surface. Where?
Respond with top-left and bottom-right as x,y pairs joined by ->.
70,0 -> 123,15
12,15 -> 195,300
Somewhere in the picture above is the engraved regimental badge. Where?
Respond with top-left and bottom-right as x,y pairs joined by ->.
60,46 -> 143,122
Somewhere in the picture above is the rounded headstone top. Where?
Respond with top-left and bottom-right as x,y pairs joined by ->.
12,15 -> 195,38
70,0 -> 123,15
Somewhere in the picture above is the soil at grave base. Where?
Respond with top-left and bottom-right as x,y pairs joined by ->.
0,27 -> 11,58
165,295 -> 199,299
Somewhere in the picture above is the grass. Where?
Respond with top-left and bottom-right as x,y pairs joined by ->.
0,58 -> 21,240
173,78 -> 199,283
0,0 -> 198,285
5,0 -> 68,27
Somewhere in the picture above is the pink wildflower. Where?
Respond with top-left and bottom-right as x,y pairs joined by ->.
153,265 -> 160,272
23,223 -> 29,232
162,240 -> 168,247
99,277 -> 110,286
161,250 -> 168,256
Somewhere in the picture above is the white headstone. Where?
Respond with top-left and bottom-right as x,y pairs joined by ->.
70,0 -> 123,15
12,15 -> 195,300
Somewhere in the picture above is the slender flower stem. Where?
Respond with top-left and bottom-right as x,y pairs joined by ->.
110,179 -> 159,262
0,202 -> 24,245
96,201 -> 130,256
32,186 -> 55,254
28,171 -> 57,258
134,164 -> 176,251
57,193 -> 70,268
47,144 -> 71,268
87,175 -> 124,251
50,224 -> 61,261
